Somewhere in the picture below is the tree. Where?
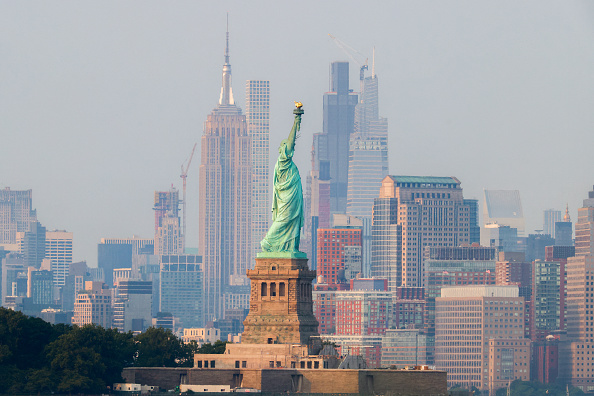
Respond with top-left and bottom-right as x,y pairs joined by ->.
134,327 -> 192,367
45,324 -> 135,394
195,340 -> 229,355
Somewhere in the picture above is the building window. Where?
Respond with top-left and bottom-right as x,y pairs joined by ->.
261,283 -> 267,297
271,283 -> 277,297
279,282 -> 286,297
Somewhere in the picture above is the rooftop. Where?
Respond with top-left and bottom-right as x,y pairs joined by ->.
386,175 -> 460,186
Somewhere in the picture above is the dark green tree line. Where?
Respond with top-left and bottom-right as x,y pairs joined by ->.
0,307 -> 214,394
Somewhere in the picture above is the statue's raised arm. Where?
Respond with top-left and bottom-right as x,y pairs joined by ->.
260,103 -> 305,254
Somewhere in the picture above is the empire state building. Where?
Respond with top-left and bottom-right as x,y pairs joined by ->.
199,26 -> 251,321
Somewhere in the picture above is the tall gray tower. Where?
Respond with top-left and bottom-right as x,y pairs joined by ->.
246,80 -> 270,265
199,24 -> 252,321
322,62 -> 358,215
346,54 -> 388,276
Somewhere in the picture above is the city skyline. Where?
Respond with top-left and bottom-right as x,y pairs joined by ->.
2,2 -> 594,265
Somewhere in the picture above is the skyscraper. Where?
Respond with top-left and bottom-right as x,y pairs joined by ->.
371,176 -> 471,290
322,62 -> 358,216
566,186 -> 594,389
0,188 -> 37,244
481,190 -> 525,245
347,58 -> 389,276
435,285 -> 530,392
153,189 -> 180,234
16,221 -> 46,268
543,209 -> 562,238
246,80 -> 270,264
199,26 -> 251,321
555,205 -> 573,246
98,236 -> 153,287
153,188 -> 183,255
45,230 -> 73,287
159,253 -> 204,328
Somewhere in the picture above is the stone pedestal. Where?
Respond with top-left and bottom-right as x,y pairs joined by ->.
242,254 -> 319,347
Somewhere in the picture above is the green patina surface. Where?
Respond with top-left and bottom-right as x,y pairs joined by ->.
256,251 -> 307,259
260,107 -> 305,255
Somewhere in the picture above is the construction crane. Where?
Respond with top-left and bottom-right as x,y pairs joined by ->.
180,142 -> 197,251
328,34 -> 369,93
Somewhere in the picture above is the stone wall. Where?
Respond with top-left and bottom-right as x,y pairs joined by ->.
122,367 -> 447,395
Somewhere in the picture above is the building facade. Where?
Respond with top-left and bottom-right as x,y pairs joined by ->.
72,281 -> 112,328
566,186 -> 594,390
435,285 -> 530,392
543,209 -> 562,239
347,64 -> 389,276
0,188 -> 37,245
245,80 -> 270,265
199,28 -> 251,321
159,254 -> 204,328
371,175 -> 471,290
334,290 -> 392,336
482,189 -> 525,243
317,226 -> 362,286
45,230 -> 73,287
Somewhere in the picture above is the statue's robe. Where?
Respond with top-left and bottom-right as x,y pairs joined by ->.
260,135 -> 304,252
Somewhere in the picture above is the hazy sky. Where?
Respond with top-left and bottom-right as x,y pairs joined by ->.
2,1 -> 593,266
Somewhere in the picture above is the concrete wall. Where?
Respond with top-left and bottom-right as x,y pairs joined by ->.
122,367 -> 447,395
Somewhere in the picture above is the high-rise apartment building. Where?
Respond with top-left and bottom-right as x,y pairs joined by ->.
381,329 -> 432,369
27,267 -> 53,306
1,253 -> 26,306
199,27 -> 251,321
159,254 -> 204,328
313,290 -> 337,335
482,190 -> 525,244
304,133 -> 332,269
545,245 -> 575,331
154,216 -> 183,256
555,206 -> 573,246
423,245 -> 497,339
435,285 -> 530,392
566,186 -> 594,390
98,236 -> 154,287
112,280 -> 152,333
317,219 -> 362,286
544,209 -> 562,238
246,80 -> 270,264
153,189 -> 180,234
335,290 -> 392,336
531,260 -> 561,341
464,199 -> 481,245
347,61 -> 388,276
45,230 -> 73,287
16,221 -> 46,268
72,281 -> 112,328
154,188 -> 183,256
0,188 -> 37,244
371,175 -> 471,290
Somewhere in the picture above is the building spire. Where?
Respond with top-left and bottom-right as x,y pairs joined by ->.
219,13 -> 234,106
564,203 -> 571,222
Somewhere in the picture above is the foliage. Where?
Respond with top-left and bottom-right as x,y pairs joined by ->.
134,326 -> 193,367
0,307 -> 201,394
45,324 -> 135,393
195,340 -> 230,354
492,380 -> 585,396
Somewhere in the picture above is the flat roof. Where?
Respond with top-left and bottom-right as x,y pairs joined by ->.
387,175 -> 460,185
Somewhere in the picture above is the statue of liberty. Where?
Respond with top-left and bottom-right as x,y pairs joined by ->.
260,103 -> 305,253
